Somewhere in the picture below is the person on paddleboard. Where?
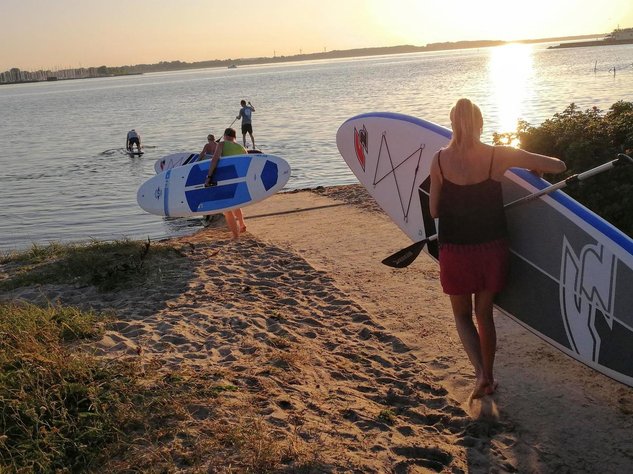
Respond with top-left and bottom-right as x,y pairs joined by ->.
236,100 -> 255,149
204,127 -> 248,238
126,129 -> 142,153
429,98 -> 566,400
198,133 -> 218,161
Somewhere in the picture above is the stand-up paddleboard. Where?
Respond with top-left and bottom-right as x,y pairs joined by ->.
127,150 -> 144,157
154,149 -> 264,173
138,153 -> 291,217
154,152 -> 201,173
337,111 -> 633,388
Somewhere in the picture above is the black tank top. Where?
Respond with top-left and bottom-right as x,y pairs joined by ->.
437,149 -> 508,245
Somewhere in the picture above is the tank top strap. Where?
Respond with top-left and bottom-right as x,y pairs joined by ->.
437,150 -> 444,178
488,147 -> 496,178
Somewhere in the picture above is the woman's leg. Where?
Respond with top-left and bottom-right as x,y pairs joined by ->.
474,290 -> 497,394
223,211 -> 239,239
234,208 -> 246,233
449,294 -> 487,397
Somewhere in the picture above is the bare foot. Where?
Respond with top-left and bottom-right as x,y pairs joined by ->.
240,225 -> 247,233
485,380 -> 499,395
469,378 -> 488,400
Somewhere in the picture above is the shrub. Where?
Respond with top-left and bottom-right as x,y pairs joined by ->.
494,101 -> 633,236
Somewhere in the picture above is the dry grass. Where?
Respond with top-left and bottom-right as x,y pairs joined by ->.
0,301 -> 323,472
0,239 -> 183,292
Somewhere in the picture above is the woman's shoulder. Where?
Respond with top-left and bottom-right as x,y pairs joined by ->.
491,144 -> 521,157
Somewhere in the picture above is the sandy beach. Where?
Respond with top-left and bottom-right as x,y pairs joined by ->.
5,185 -> 633,472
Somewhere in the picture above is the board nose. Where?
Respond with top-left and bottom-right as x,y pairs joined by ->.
136,178 -> 165,216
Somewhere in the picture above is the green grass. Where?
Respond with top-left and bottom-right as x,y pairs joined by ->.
0,301 -> 126,471
0,239 -> 182,292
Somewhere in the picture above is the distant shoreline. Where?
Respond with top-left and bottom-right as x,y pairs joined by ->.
0,72 -> 142,86
2,33 -> 607,85
119,34 -> 604,73
548,38 -> 633,49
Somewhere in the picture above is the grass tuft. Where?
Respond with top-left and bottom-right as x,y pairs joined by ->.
0,301 -> 126,471
1,239 -> 182,292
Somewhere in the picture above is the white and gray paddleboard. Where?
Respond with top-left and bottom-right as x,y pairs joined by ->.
337,111 -> 633,388
154,152 -> 201,173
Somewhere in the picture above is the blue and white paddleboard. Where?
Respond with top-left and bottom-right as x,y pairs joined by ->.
337,111 -> 633,388
138,153 -> 291,217
154,149 -> 265,173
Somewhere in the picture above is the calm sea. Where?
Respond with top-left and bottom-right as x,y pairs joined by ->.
1,43 -> 632,252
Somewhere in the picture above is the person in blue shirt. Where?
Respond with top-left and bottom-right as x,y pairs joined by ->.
236,100 -> 255,149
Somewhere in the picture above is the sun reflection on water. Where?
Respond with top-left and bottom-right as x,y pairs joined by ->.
488,43 -> 535,145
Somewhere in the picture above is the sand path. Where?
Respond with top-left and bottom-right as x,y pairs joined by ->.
245,190 -> 633,473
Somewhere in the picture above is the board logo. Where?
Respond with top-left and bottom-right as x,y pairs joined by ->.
354,125 -> 368,171
559,237 -> 617,362
154,186 -> 162,200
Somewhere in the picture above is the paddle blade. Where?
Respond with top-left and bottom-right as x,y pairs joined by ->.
381,240 -> 427,268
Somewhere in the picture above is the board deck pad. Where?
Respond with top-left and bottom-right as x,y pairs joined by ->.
138,153 -> 291,217
337,111 -> 633,388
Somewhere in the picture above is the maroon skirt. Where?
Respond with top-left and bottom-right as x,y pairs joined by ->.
438,239 -> 509,295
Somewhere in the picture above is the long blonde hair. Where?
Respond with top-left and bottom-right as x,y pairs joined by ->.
448,98 -> 483,152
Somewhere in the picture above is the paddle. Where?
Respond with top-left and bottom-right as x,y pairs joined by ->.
215,118 -> 238,143
382,153 -> 633,268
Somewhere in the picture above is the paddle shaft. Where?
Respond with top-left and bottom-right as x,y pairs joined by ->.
382,153 -> 632,268
215,118 -> 239,143
505,154 -> 632,209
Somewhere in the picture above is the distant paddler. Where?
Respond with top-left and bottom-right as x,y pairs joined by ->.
236,100 -> 256,149
126,129 -> 142,154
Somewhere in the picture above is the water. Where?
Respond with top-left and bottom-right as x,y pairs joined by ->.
1,43 -> 632,252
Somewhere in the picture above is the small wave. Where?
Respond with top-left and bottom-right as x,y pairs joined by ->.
100,148 -> 122,156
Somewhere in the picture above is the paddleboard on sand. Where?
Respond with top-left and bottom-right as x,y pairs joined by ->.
337,111 -> 633,388
154,149 -> 264,173
138,153 -> 291,217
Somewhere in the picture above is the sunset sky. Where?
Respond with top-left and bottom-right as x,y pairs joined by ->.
2,0 -> 632,71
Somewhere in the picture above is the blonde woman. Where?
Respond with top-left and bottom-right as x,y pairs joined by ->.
198,133 -> 218,160
429,98 -> 566,399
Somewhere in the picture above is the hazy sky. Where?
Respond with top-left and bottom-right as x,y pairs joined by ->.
2,0 -> 632,71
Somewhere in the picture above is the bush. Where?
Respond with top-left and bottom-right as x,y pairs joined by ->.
493,101 -> 633,237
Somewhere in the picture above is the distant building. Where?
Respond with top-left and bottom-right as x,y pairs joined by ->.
605,27 -> 633,41
10,68 -> 21,82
